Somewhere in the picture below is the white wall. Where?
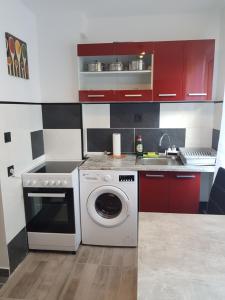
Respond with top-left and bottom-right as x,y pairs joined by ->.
0,188 -> 9,269
0,0 -> 41,103
36,12 -> 86,103
35,9 -> 221,103
0,105 -> 44,246
0,0 -> 43,269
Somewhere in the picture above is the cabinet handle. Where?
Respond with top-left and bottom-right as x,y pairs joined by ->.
125,94 -> 143,97
176,175 -> 196,179
188,93 -> 207,96
145,174 -> 165,178
88,94 -> 105,98
158,94 -> 177,97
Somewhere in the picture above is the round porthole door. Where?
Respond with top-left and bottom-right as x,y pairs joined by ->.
87,186 -> 129,227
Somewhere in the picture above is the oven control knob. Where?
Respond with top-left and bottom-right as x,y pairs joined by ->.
32,180 -> 37,185
26,180 -> 31,185
103,175 -> 112,182
44,180 -> 49,186
63,180 -> 68,185
56,180 -> 61,186
50,180 -> 55,186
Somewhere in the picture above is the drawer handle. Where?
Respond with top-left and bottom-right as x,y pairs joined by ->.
125,94 -> 143,97
88,94 -> 105,98
176,175 -> 196,179
188,93 -> 207,96
158,94 -> 177,97
146,174 -> 165,178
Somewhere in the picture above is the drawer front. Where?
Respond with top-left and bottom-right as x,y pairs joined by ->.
115,90 -> 153,101
79,90 -> 115,102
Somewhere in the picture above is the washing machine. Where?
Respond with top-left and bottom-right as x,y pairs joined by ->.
79,170 -> 138,247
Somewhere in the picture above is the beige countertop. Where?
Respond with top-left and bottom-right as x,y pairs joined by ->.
79,154 -> 215,173
138,212 -> 225,300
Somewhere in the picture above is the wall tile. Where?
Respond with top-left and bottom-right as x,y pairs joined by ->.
110,103 -> 160,128
7,227 -> 28,274
82,104 -> 110,128
135,128 -> 186,152
160,103 -> 214,129
42,104 -> 82,129
87,128 -> 134,153
185,128 -> 212,148
31,130 -> 44,159
212,129 -> 220,150
213,102 -> 223,130
44,129 -> 82,160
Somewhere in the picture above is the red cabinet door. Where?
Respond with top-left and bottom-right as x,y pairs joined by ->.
183,40 -> 215,101
139,172 -> 169,212
114,42 -> 154,55
77,43 -> 114,56
153,41 -> 184,101
168,173 -> 200,214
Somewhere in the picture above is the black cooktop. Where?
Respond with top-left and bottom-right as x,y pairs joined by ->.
29,161 -> 83,174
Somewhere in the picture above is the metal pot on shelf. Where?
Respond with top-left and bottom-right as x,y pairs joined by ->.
109,60 -> 123,71
129,58 -> 145,71
87,61 -> 103,72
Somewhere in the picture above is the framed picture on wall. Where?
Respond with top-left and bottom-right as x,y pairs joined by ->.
5,32 -> 29,79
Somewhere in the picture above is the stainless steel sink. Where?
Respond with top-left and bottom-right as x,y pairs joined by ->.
136,156 -> 181,166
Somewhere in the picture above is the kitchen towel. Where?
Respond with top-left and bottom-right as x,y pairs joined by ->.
113,133 -> 121,156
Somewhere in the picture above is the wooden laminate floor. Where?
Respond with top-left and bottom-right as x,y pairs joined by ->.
0,245 -> 137,300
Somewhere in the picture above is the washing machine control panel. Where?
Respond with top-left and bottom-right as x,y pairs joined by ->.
119,175 -> 135,182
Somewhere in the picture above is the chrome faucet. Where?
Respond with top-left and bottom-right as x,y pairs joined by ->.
159,133 -> 172,149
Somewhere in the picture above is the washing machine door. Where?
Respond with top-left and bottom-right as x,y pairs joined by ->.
87,186 -> 129,227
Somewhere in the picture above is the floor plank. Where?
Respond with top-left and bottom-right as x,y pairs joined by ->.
0,245 -> 137,300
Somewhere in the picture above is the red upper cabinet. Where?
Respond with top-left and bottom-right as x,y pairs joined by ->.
114,42 -> 154,55
153,41 -> 184,101
183,40 -> 215,101
77,43 -> 114,56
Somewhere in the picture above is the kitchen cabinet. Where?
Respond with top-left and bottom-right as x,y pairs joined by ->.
168,172 -> 201,213
77,40 -> 215,103
153,41 -> 184,101
77,42 -> 154,102
139,171 -> 200,214
183,40 -> 215,101
139,172 -> 169,212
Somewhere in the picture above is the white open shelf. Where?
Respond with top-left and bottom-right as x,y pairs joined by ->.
80,70 -> 152,75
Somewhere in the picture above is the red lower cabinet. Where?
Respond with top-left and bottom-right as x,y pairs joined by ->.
168,172 -> 201,214
139,172 -> 169,212
139,171 -> 200,214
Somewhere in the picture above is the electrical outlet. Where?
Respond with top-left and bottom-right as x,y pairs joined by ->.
4,132 -> 11,143
134,114 -> 142,122
7,165 -> 14,177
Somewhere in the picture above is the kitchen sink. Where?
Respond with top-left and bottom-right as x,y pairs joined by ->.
136,156 -> 181,166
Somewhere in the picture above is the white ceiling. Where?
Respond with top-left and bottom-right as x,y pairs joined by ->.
22,0 -> 225,17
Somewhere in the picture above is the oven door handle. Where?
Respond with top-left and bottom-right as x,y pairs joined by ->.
27,193 -> 66,198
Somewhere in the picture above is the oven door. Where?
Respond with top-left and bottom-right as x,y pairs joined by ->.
23,188 -> 75,234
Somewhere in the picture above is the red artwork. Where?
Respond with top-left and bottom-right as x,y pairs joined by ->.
5,32 -> 29,79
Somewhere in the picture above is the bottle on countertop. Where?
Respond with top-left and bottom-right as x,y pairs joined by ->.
136,135 -> 143,157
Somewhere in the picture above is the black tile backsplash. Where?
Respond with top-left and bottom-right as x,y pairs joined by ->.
7,227 -> 28,274
31,130 -> 44,159
110,103 -> 160,128
42,104 -> 82,129
212,129 -> 220,150
87,129 -> 134,153
135,128 -> 186,152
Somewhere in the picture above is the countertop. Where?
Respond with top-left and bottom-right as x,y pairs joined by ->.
138,212 -> 225,300
79,154 -> 215,173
